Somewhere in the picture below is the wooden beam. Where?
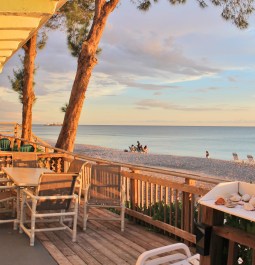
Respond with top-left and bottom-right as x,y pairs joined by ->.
0,30 -> 30,38
0,41 -> 20,49
122,171 -> 210,195
0,12 -> 49,17
213,225 -> 255,249
0,16 -> 40,28
0,0 -> 59,14
0,27 -> 34,31
0,0 -> 67,73
0,39 -> 24,42
125,208 -> 196,243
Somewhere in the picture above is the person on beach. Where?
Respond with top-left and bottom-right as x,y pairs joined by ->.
143,145 -> 148,153
129,144 -> 136,152
206,150 -> 209,158
137,141 -> 142,151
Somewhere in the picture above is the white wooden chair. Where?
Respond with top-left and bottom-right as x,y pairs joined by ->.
67,158 -> 88,203
232,153 -> 243,163
136,243 -> 200,265
0,177 -> 16,225
247,155 -> 254,165
20,173 -> 79,246
83,165 -> 125,231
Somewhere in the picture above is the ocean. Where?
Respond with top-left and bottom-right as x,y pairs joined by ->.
32,125 -> 255,161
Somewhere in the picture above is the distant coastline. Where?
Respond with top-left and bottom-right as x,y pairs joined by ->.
44,123 -> 63,126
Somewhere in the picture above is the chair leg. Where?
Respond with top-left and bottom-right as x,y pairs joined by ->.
19,192 -> 26,233
72,198 -> 78,242
60,209 -> 64,226
83,203 -> 88,231
30,199 -> 37,246
121,205 -> 125,232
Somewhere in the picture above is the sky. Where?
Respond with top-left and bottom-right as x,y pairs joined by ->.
1,1 -> 255,126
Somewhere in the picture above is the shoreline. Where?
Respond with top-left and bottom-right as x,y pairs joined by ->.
70,143 -> 255,183
46,139 -> 254,182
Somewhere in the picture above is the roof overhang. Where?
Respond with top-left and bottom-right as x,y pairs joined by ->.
0,0 -> 67,73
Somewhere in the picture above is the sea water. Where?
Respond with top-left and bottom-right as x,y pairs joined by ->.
32,125 -> 255,161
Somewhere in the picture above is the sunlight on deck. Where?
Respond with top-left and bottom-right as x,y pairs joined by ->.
38,208 -> 179,265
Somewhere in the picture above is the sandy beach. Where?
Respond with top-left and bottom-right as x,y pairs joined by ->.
73,143 -> 255,183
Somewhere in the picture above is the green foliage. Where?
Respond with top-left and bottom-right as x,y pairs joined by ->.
37,31 -> 48,50
8,56 -> 25,104
61,103 -> 69,113
135,0 -> 255,29
60,0 -> 95,57
8,56 -> 37,105
225,215 -> 254,265
149,201 -> 182,227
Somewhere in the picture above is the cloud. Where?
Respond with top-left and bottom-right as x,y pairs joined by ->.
0,87 -> 21,121
99,31 -> 220,78
196,86 -> 221,92
124,81 -> 180,91
135,99 -> 248,112
227,76 -> 238,82
87,73 -> 127,98
35,70 -> 76,96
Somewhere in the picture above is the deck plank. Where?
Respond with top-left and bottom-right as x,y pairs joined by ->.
39,208 -> 179,265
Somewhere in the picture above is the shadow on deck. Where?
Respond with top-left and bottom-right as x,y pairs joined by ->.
37,208 -> 179,265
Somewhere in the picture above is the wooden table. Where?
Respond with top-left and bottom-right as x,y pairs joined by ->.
2,167 -> 52,228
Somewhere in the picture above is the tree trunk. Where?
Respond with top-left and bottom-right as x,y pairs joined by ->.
56,0 -> 119,152
22,34 -> 37,141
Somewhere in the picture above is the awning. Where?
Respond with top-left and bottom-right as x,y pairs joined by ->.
0,0 -> 67,73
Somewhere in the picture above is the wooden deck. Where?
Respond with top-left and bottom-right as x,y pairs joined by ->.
37,208 -> 179,265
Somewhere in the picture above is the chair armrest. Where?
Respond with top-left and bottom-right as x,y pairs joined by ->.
22,188 -> 78,201
135,243 -> 192,265
0,185 -> 17,190
0,177 -> 8,182
34,194 -> 78,200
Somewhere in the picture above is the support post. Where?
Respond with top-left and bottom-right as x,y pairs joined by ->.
200,206 -> 224,265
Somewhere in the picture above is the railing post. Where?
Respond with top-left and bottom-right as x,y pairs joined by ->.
130,168 -> 139,211
182,179 -> 191,244
227,241 -> 238,265
200,206 -> 224,265
14,123 -> 19,138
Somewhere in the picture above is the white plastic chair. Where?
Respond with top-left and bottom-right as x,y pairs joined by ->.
136,243 -> 200,265
247,155 -> 254,165
232,153 -> 243,163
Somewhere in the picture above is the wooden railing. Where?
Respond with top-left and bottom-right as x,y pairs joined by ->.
0,134 -> 254,264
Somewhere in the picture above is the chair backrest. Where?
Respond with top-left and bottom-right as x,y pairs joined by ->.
20,144 -> 35,152
67,159 -> 86,173
247,155 -> 254,162
12,152 -> 37,168
0,138 -> 11,151
232,153 -> 239,160
36,173 -> 78,211
67,159 -> 90,187
89,165 -> 122,203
